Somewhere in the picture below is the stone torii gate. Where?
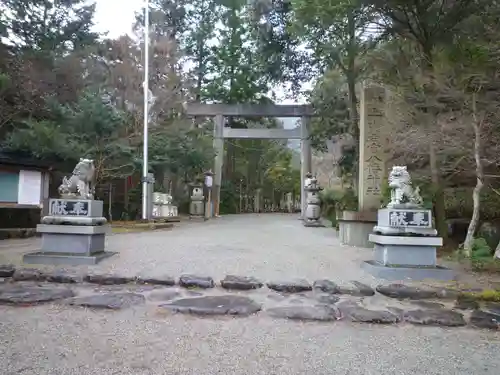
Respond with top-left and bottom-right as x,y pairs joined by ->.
186,103 -> 313,217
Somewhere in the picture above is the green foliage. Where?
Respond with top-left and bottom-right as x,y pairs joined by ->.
320,188 -> 358,226
335,188 -> 358,211
0,72 -> 9,91
149,128 -> 215,183
445,188 -> 500,221
453,237 -> 498,272
220,180 -> 239,214
309,70 -> 351,151
1,0 -> 99,52
464,236 -> 500,273
264,149 -> 300,194
4,91 -> 136,180
459,289 -> 500,301
470,237 -> 492,259
380,179 -> 391,207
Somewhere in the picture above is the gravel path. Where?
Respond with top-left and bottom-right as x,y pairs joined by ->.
0,214 -> 378,285
1,304 -> 499,375
1,214 -> 499,374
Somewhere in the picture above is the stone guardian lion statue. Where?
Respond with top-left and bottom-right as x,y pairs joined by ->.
58,158 -> 96,200
387,165 -> 423,208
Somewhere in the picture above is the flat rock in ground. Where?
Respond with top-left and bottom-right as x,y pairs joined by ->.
178,274 -> 215,289
267,292 -> 287,301
44,270 -> 83,284
220,275 -> 263,290
469,310 -> 500,329
0,264 -> 15,278
267,305 -> 340,321
185,290 -> 203,297
315,293 -> 340,305
86,274 -> 134,285
338,281 -> 375,296
69,292 -> 146,310
377,284 -> 438,300
12,268 -> 45,282
267,279 -> 312,293
148,289 -> 182,301
137,276 -> 176,286
313,279 -> 339,294
403,309 -> 466,327
411,301 -> 445,309
484,302 -> 500,317
454,297 -> 480,310
340,305 -> 400,324
162,295 -> 260,316
0,285 -> 74,304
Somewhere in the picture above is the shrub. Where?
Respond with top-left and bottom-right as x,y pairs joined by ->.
319,188 -> 358,227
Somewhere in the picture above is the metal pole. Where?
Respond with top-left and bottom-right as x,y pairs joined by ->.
141,0 -> 150,220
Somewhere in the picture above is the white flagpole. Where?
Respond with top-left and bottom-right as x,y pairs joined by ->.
141,0 -> 150,220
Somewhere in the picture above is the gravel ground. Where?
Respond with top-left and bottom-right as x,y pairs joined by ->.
1,303 -> 499,375
0,214 -> 379,285
1,214 -> 499,374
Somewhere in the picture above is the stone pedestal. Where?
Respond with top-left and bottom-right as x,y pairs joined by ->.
338,211 -> 376,248
362,208 -> 455,281
152,192 -> 179,222
23,198 -> 115,265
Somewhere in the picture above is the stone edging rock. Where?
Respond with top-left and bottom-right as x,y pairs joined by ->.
1,265 -> 499,330
0,264 -> 496,302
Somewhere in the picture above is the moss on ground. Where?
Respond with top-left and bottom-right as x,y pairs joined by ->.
458,289 -> 500,302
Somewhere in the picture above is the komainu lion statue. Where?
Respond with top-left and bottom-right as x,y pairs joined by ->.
58,158 -> 95,199
387,165 -> 423,208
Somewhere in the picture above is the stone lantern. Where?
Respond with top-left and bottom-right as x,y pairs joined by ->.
303,176 -> 324,227
189,184 -> 205,219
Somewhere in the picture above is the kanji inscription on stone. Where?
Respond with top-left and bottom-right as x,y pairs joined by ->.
49,199 -> 90,216
365,155 -> 383,195
389,211 -> 431,228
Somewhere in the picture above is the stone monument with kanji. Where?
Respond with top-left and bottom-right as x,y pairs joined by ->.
23,158 -> 115,265
362,165 -> 454,280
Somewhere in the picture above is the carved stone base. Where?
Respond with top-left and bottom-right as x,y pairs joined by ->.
303,220 -> 325,228
337,211 -> 377,248
373,225 -> 437,237
23,251 -> 116,266
361,260 -> 456,281
41,216 -> 107,225
369,233 -> 442,267
38,224 -> 110,255
386,203 -> 421,209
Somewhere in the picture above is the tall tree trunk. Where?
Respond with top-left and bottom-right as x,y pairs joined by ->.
423,49 -> 448,242
429,138 -> 448,241
463,93 -> 484,256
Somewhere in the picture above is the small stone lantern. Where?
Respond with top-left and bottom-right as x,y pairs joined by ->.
303,176 -> 324,227
189,184 -> 205,219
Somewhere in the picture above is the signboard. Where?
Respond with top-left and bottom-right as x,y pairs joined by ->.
17,170 -> 42,205
205,175 -> 213,188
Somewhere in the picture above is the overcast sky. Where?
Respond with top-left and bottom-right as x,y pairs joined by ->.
93,0 -> 140,38
92,0 -> 304,141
